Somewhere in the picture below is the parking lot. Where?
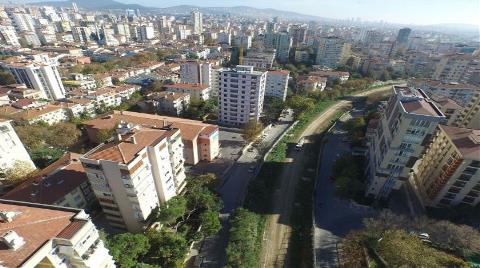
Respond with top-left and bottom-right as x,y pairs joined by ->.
187,128 -> 246,179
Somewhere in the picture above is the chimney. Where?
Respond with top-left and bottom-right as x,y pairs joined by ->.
131,136 -> 137,144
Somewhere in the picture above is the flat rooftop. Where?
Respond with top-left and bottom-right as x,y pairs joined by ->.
440,125 -> 480,161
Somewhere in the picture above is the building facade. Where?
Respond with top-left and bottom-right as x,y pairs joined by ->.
315,37 -> 351,68
0,119 -> 35,172
410,125 -> 480,207
218,66 -> 267,126
365,86 -> 446,199
1,55 -> 66,100
81,123 -> 186,232
265,70 -> 289,101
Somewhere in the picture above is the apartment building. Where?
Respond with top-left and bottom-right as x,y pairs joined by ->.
145,91 -> 190,116
180,61 -> 212,85
3,152 -> 96,210
431,96 -> 462,126
409,79 -> 479,106
410,125 -> 480,207
165,83 -> 210,101
242,49 -> 276,70
265,70 -> 290,101
315,37 -> 351,68
454,89 -> 480,129
432,54 -> 479,84
0,25 -> 21,47
0,199 -> 115,268
1,55 -> 66,100
218,65 -> 267,126
365,86 -> 446,199
84,111 -> 219,165
0,119 -> 35,172
81,123 -> 186,232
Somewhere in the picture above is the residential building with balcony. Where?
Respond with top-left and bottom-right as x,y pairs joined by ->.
0,199 -> 115,268
410,125 -> 480,207
84,111 -> 219,165
218,65 -> 267,126
1,55 -> 66,100
365,86 -> 446,199
80,123 -> 186,232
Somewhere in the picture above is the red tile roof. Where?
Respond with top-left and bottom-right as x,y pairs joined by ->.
3,153 -> 89,206
0,201 -> 78,268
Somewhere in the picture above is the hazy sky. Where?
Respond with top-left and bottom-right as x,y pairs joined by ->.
119,0 -> 480,25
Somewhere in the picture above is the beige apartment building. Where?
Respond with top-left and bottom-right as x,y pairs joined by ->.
0,199 -> 115,268
365,86 -> 446,199
84,110 -> 219,165
410,125 -> 480,207
80,122 -> 186,232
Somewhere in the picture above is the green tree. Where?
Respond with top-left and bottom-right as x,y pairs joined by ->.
156,196 -> 187,226
14,124 -> 48,150
107,233 -> 150,268
262,96 -> 286,124
96,127 -> 115,143
2,160 -> 36,184
0,71 -> 16,85
45,122 -> 81,149
145,230 -> 189,268
199,210 -> 221,237
287,95 -> 315,119
226,208 -> 263,267
242,120 -> 263,142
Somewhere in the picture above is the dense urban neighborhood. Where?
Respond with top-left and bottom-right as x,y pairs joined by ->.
0,1 -> 479,268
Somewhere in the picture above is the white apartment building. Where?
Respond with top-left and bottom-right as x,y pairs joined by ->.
165,83 -> 210,101
365,86 -> 446,199
265,70 -> 290,101
242,50 -> 276,70
9,12 -> 35,32
180,61 -> 212,85
1,55 -> 66,100
137,25 -> 155,41
0,25 -> 21,47
0,200 -> 115,268
218,65 -> 267,126
0,119 -> 35,171
81,123 -> 186,232
191,11 -> 203,34
315,37 -> 351,68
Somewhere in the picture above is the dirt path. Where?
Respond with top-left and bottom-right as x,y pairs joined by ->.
259,85 -> 396,268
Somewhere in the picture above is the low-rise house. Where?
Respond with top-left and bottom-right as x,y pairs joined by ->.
146,91 -> 190,116
165,83 -> 210,101
3,152 -> 96,210
298,75 -> 327,91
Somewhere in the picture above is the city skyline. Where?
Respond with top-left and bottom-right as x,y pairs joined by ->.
99,0 -> 480,26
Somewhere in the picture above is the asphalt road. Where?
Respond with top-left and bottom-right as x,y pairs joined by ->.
193,112 -> 294,267
313,121 -> 375,268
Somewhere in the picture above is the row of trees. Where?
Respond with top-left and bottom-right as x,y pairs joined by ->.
69,49 -> 175,75
105,174 -> 222,268
225,208 -> 264,267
